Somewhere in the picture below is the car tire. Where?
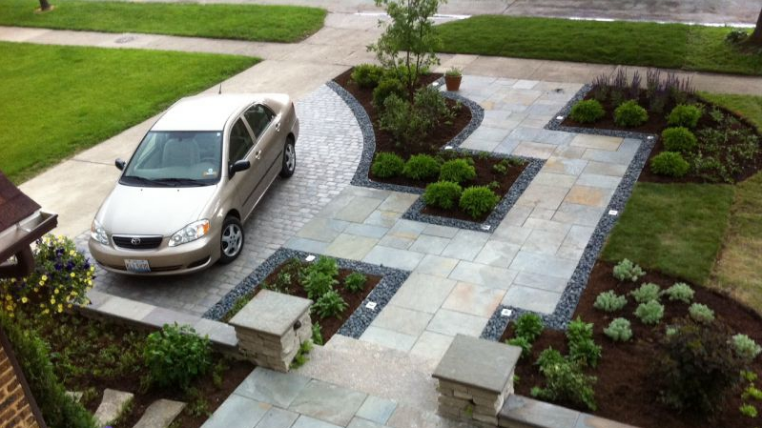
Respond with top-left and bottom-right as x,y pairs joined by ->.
279,138 -> 296,178
219,216 -> 244,264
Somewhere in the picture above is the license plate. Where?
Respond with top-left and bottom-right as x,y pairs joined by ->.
125,259 -> 151,273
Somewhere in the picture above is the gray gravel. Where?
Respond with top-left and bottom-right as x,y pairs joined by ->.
203,248 -> 410,339
482,85 -> 658,339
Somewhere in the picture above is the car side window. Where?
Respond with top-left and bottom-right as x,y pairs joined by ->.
243,104 -> 275,138
229,119 -> 254,163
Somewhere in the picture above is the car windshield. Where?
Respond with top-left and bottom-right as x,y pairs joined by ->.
121,131 -> 222,187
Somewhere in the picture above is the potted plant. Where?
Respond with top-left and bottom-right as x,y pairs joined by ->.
445,67 -> 462,91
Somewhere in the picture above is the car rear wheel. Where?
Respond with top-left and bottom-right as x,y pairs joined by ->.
279,138 -> 296,178
219,216 -> 244,264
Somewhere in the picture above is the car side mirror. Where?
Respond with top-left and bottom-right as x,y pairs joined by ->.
229,160 -> 250,178
115,158 -> 126,171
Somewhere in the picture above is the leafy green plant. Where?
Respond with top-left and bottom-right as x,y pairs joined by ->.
650,151 -> 690,178
313,290 -> 348,319
445,66 -> 461,77
566,317 -> 601,367
726,29 -> 750,44
745,384 -> 762,401
630,282 -> 661,303
371,152 -> 405,178
733,334 -> 762,362
312,323 -> 324,346
667,104 -> 703,128
655,321 -> 744,415
634,301 -> 665,325
351,63 -> 385,89
144,323 -> 211,391
302,271 -> 337,301
662,282 -> 694,303
506,337 -> 532,359
439,158 -> 476,184
372,78 -> 405,109
514,313 -> 544,342
532,348 -> 597,411
740,404 -> 758,418
662,127 -> 697,153
613,259 -> 645,282
459,186 -> 500,219
423,181 -> 463,210
492,162 -> 508,175
291,340 -> 313,369
378,93 -> 434,146
604,318 -> 633,342
614,100 -> 648,127
593,290 -> 627,312
569,99 -> 605,123
688,303 -> 715,323
343,272 -> 367,293
414,86 -> 453,126
403,154 -> 440,180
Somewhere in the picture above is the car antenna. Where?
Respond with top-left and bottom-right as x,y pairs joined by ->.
218,83 -> 222,95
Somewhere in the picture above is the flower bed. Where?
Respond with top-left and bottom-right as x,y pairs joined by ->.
500,260 -> 762,428
561,70 -> 762,184
222,255 -> 382,343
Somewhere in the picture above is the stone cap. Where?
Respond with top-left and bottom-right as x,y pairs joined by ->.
229,290 -> 312,336
433,334 -> 521,394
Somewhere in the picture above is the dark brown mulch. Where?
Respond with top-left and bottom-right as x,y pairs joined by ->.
561,92 -> 762,184
500,260 -> 762,428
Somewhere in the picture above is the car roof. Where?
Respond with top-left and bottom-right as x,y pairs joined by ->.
151,94 -> 262,132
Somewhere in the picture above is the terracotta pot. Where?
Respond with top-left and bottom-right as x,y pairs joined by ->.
445,75 -> 462,91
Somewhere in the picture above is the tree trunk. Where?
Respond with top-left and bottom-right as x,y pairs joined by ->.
38,0 -> 52,11
749,7 -> 762,45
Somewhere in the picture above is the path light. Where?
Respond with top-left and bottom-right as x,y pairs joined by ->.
501,308 -> 512,317
365,302 -> 377,310
480,224 -> 491,231
556,115 -> 564,120
444,146 -> 453,150
608,209 -> 619,216
305,254 -> 316,262
432,82 -> 440,87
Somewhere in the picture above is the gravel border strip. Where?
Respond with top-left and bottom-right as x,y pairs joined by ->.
481,85 -> 658,340
326,79 -> 541,232
203,248 -> 411,339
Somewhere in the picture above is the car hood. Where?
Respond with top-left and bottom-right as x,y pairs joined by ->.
97,184 -> 219,236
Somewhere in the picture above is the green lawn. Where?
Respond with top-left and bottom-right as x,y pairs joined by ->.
0,42 -> 258,183
437,16 -> 762,76
602,183 -> 734,285
0,0 -> 326,43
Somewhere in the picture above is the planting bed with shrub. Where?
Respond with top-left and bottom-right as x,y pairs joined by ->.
501,259 -> 762,427
562,70 -> 762,184
223,256 -> 381,342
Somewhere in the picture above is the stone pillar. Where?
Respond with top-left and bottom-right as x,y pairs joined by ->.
433,334 -> 521,427
228,290 -> 312,372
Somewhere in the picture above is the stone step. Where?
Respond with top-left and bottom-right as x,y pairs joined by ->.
94,389 -> 134,427
296,335 -> 441,414
133,399 -> 186,428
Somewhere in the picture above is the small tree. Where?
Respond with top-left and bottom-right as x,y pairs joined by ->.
38,0 -> 52,12
369,0 -> 444,100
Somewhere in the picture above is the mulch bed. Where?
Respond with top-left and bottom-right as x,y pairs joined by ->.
225,258 -> 382,342
562,92 -> 762,184
501,260 -> 762,428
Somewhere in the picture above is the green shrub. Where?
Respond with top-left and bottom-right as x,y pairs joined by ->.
344,272 -> 367,293
371,152 -> 405,178
351,64 -> 385,89
459,186 -> 500,219
740,404 -> 758,418
662,127 -> 698,153
312,323 -> 324,346
613,259 -> 645,282
634,300 -> 665,325
311,256 -> 339,278
414,86 -> 453,126
655,321 -> 744,415
0,313 -> 98,428
302,271 -> 337,301
506,336 -> 532,359
593,290 -> 627,312
631,283 -> 661,303
569,99 -> 605,124
313,290 -> 348,319
379,93 -> 433,146
532,348 -> 597,411
567,317 -> 601,368
566,316 -> 594,344
514,313 -> 544,342
662,282 -> 695,303
403,154 -> 440,180
439,159 -> 476,184
733,334 -> 762,362
372,77 -> 405,109
650,151 -> 690,178
614,100 -> 648,127
144,323 -> 211,391
423,181 -> 463,210
688,303 -> 715,323
604,318 -> 633,342
667,104 -> 703,128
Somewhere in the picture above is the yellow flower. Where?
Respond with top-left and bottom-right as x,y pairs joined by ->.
5,305 -> 12,311
39,281 -> 44,286
54,289 -> 59,295
69,250 -> 76,256
87,280 -> 92,286
57,304 -> 63,313
70,272 -> 75,278
21,297 -> 28,304
43,309 -> 49,315
50,298 -> 56,304
4,295 -> 10,301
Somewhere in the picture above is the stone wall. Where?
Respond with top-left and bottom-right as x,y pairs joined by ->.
0,328 -> 44,428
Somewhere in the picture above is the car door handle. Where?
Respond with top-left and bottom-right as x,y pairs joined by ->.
274,122 -> 281,132
255,150 -> 262,160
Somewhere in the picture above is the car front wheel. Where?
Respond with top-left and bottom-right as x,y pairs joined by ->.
279,138 -> 296,178
219,216 -> 244,264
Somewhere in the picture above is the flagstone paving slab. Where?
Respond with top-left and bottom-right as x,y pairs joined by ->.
448,261 -> 517,289
441,282 -> 505,318
289,380 -> 368,426
388,274 -> 457,314
201,395 -> 271,428
347,418 -> 387,428
360,326 -> 419,352
503,285 -> 563,314
370,304 -> 433,337
324,234 -> 379,260
426,309 -> 489,337
363,246 -> 425,271
415,255 -> 460,278
356,395 -> 398,425
291,416 -> 343,428
133,399 -> 186,428
234,368 -> 311,409
255,407 -> 300,428
410,331 -> 455,363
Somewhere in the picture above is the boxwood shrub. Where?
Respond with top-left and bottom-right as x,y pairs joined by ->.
371,152 -> 405,178
650,151 -> 690,177
662,127 -> 698,153
569,99 -> 605,124
459,186 -> 499,219
423,181 -> 463,210
614,100 -> 648,127
667,104 -> 703,128
372,78 -> 405,110
351,64 -> 384,89
439,159 -> 476,184
403,154 -> 440,180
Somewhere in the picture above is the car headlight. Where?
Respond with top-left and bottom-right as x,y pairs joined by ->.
169,219 -> 210,247
91,219 -> 109,245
